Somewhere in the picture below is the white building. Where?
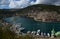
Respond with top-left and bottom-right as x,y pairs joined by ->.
36,29 -> 40,36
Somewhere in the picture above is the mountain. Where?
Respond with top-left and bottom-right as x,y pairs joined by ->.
0,4 -> 60,13
0,4 -> 60,22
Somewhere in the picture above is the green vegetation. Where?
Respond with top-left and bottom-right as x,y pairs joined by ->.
55,31 -> 60,37
51,28 -> 55,34
0,26 -> 16,39
18,35 -> 34,39
0,26 -> 34,39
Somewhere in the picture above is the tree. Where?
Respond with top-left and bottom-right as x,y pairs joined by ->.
55,31 -> 60,37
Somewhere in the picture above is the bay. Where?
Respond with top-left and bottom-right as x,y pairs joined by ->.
4,16 -> 60,33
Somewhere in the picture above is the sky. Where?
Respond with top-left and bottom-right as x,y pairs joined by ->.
0,0 -> 60,9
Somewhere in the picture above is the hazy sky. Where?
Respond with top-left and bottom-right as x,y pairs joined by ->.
0,0 -> 60,9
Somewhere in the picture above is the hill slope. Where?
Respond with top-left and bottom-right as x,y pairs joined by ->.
0,4 -> 60,22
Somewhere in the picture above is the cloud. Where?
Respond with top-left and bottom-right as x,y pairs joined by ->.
0,0 -> 10,9
54,2 -> 60,6
31,0 -> 40,5
9,0 -> 31,8
53,0 -> 60,6
0,0 -> 9,5
33,0 -> 60,6
0,0 -> 60,9
31,0 -> 54,5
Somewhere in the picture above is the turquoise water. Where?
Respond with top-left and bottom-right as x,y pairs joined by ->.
4,16 -> 60,33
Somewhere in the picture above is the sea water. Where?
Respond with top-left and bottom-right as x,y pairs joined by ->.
4,16 -> 60,33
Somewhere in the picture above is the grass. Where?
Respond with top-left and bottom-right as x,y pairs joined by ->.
0,26 -> 34,39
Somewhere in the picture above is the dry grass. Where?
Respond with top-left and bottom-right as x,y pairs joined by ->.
34,37 -> 60,39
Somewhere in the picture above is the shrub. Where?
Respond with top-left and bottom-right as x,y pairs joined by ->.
55,31 -> 60,37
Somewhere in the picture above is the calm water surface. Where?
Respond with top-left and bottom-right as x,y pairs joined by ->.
4,16 -> 60,33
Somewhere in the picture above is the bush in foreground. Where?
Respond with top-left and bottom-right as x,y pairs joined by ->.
0,26 -> 34,39
55,31 -> 60,37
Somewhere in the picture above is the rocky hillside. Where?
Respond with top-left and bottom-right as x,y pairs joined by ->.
0,4 -> 60,22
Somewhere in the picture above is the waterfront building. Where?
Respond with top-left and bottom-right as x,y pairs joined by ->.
36,29 -> 40,36
27,31 -> 31,34
43,33 -> 46,37
31,31 -> 36,36
41,32 -> 44,37
47,33 -> 50,37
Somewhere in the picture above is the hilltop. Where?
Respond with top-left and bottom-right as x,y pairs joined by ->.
0,4 -> 60,13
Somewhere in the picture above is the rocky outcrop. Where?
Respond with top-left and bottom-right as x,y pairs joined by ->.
24,10 -> 60,22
